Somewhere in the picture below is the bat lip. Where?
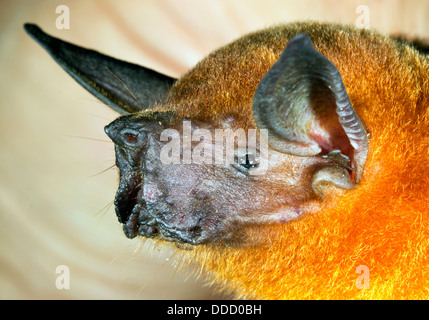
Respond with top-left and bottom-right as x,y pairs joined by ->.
143,211 -> 205,245
118,191 -> 204,244
156,222 -> 204,245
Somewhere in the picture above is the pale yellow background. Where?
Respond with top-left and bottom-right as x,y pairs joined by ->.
1,0 -> 428,299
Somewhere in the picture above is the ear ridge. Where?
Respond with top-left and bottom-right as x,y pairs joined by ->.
328,59 -> 369,183
24,23 -> 177,115
253,33 -> 369,184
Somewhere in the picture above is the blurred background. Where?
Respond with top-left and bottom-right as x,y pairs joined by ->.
1,0 -> 428,299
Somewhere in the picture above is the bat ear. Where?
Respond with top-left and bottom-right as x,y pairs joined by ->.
24,23 -> 177,115
253,33 -> 369,190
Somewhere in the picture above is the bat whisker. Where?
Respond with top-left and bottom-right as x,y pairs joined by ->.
89,164 -> 117,178
83,111 -> 116,121
108,238 -> 141,265
93,200 -> 115,220
137,249 -> 178,296
65,134 -> 112,143
161,252 -> 185,299
127,238 -> 148,262
151,202 -> 168,219
105,66 -> 146,110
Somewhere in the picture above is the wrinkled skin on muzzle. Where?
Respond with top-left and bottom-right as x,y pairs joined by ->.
105,114 -> 231,244
104,114 -> 326,245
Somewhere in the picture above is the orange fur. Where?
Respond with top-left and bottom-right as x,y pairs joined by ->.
163,22 -> 429,299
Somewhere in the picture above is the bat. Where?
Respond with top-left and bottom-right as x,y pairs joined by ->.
24,21 -> 429,299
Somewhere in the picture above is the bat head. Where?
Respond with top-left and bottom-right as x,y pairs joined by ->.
25,24 -> 368,246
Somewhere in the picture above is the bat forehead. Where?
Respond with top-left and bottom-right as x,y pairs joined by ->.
165,25 -> 331,120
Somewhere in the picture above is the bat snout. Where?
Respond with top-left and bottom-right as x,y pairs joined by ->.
116,179 -> 211,244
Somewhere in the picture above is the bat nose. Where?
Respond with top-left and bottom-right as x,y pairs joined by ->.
104,123 -> 115,141
104,117 -> 147,149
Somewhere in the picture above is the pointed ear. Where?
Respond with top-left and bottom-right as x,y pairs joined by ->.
253,33 -> 368,184
24,24 -> 176,115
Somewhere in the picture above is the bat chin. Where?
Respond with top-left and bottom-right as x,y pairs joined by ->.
156,224 -> 203,245
118,198 -> 210,246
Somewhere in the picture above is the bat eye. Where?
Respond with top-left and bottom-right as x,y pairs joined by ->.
120,129 -> 146,148
234,152 -> 259,173
104,116 -> 148,149
124,132 -> 138,144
